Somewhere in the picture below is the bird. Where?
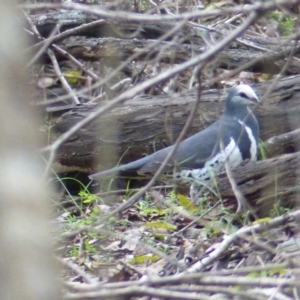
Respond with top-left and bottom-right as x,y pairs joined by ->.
89,84 -> 260,202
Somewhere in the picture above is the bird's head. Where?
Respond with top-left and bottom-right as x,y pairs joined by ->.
227,84 -> 260,106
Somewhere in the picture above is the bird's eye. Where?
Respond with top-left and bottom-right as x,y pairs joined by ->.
239,92 -> 248,98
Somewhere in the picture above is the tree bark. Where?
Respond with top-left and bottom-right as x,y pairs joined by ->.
216,151 -> 300,216
31,10 -> 300,74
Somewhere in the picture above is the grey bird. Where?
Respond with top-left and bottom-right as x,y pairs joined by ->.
89,84 -> 260,200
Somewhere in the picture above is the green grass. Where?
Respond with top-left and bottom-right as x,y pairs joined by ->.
259,140 -> 268,160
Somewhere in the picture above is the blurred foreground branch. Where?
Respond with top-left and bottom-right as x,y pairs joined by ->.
0,1 -> 59,299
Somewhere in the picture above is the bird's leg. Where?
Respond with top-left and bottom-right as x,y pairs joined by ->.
190,183 -> 200,203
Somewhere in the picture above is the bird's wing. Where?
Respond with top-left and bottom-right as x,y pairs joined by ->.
138,121 -> 222,174
89,118 -> 236,179
138,114 -> 255,174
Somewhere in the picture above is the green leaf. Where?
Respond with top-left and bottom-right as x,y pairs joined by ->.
146,221 -> 177,231
64,70 -> 82,85
252,217 -> 271,225
129,254 -> 160,264
177,194 -> 198,213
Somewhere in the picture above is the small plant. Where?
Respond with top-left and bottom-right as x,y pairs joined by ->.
158,244 -> 171,253
281,18 -> 294,36
139,0 -> 149,11
268,11 -> 295,36
69,246 -> 79,258
83,207 -> 101,225
79,190 -> 98,204
67,214 -> 79,224
135,193 -> 152,211
125,180 -> 135,198
83,239 -> 97,254
259,140 -> 268,160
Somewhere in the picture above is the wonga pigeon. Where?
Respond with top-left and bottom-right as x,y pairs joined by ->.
89,84 -> 260,202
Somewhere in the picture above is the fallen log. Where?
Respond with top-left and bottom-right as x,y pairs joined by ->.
31,10 -> 300,74
216,151 -> 300,216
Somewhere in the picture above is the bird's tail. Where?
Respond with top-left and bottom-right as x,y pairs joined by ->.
89,155 -> 151,180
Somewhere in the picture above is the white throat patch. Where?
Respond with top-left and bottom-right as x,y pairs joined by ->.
238,120 -> 257,161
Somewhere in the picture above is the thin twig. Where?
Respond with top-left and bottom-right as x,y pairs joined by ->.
31,19 -> 106,53
21,0 -> 299,23
58,257 -> 95,284
47,49 -> 80,105
187,209 -> 300,273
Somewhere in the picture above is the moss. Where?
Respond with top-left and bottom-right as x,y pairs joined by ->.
280,18 -> 294,36
268,11 -> 295,37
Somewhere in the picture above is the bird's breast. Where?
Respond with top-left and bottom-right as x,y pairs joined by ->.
158,137 -> 244,186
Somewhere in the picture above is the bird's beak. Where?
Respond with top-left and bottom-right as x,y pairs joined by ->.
251,95 -> 260,105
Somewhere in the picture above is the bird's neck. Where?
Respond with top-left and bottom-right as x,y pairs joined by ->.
224,103 -> 252,121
